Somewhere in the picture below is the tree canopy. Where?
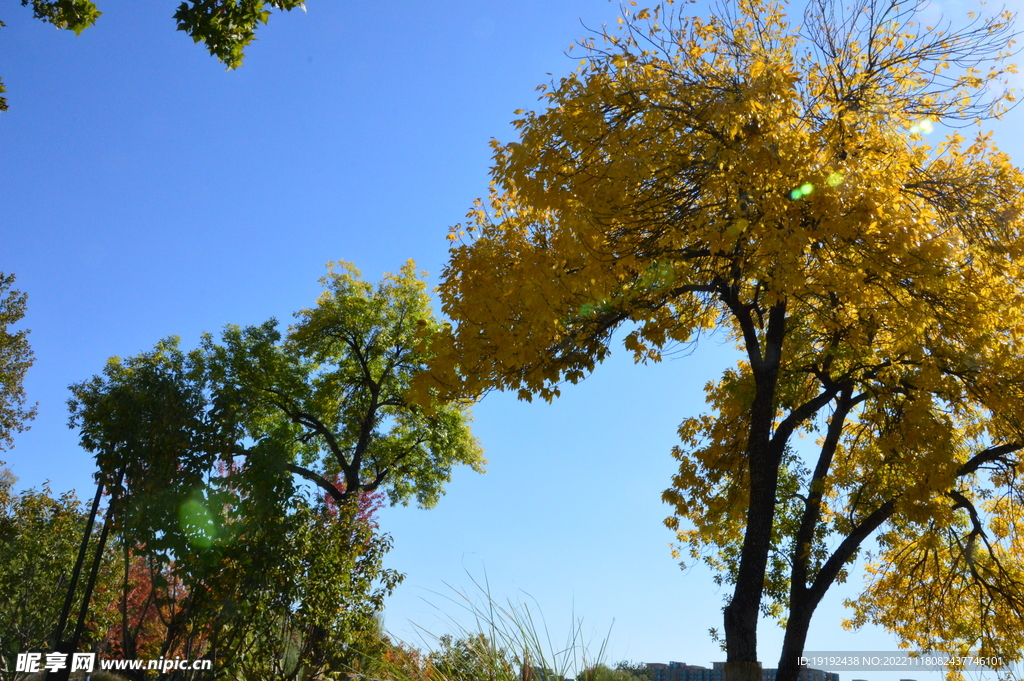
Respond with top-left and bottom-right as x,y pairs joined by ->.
0,0 -> 307,111
417,0 -> 1024,678
0,273 -> 36,451
65,261 -> 482,676
0,467 -> 111,674
0,461 -> 397,679
70,261 -> 483,545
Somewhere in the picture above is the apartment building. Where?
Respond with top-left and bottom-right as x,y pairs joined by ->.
646,661 -> 839,681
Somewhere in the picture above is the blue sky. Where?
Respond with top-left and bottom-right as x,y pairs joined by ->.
2,1 -> 1021,678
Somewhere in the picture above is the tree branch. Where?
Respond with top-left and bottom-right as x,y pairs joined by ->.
956,443 -> 1022,478
807,498 -> 897,607
255,385 -> 352,470
790,389 -> 864,596
285,463 -> 346,502
719,285 -> 764,369
770,385 -> 846,452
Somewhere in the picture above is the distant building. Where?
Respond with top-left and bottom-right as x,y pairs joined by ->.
645,661 -> 838,681
757,663 -> 839,681
646,661 -> 722,681
644,661 -> 713,681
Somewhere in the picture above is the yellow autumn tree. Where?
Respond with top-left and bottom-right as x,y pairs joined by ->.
416,0 -> 1024,679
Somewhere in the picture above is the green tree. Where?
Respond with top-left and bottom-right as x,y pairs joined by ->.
0,0 -> 307,111
142,483 -> 401,680
417,0 -> 1024,679
0,273 -> 36,451
69,261 -> 483,520
579,664 -> 640,681
0,463 -> 395,680
233,497 -> 400,680
613,661 -> 656,681
68,261 -> 483,676
0,466 -> 119,675
430,633 -> 517,681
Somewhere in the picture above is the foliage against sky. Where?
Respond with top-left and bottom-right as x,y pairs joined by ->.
5,0 -> 1024,670
69,261 -> 483,549
0,273 -> 36,451
0,0 -> 305,110
0,469 -> 116,674
422,0 -> 1024,676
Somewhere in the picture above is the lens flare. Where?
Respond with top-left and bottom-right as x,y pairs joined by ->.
790,183 -> 815,200
179,495 -> 216,549
909,117 -> 934,134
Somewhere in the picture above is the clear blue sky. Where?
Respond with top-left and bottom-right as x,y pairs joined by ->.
1,1 -> 1020,678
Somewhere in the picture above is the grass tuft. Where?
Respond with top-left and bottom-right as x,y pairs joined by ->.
352,572 -> 612,681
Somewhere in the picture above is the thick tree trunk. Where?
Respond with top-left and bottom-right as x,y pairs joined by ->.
723,662 -> 764,681
774,595 -> 815,681
722,302 -> 787,681
774,497 -> 897,681
771,392 -> 856,681
722,450 -> 780,681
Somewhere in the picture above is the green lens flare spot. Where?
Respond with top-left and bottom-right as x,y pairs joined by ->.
791,183 -> 815,200
179,496 -> 216,549
827,172 -> 844,187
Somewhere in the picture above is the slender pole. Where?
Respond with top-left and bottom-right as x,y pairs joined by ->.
51,478 -> 103,650
71,509 -> 114,648
47,468 -> 123,681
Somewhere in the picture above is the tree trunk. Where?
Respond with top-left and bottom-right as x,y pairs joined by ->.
722,451 -> 780,681
723,662 -> 764,681
774,596 -> 814,681
722,301 -> 787,681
